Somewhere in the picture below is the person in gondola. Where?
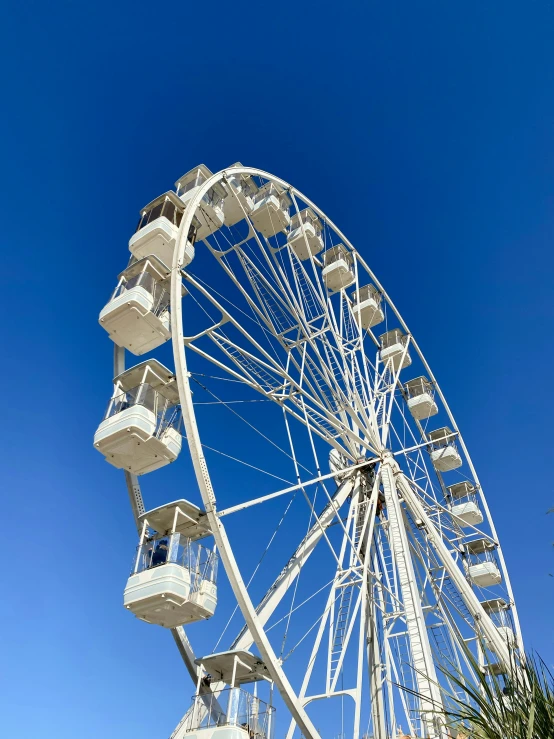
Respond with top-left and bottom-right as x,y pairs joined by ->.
152,538 -> 169,566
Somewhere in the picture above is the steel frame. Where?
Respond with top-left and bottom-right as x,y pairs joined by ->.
105,165 -> 522,739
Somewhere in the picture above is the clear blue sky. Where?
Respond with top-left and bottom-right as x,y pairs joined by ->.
1,1 -> 554,737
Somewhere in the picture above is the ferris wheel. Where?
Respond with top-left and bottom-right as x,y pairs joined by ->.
94,164 -> 523,739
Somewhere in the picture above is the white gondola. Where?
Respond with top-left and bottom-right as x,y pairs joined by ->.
481,597 -> 508,614
98,256 -> 172,355
480,599 -> 516,648
469,562 -> 502,587
447,481 -> 483,526
404,376 -> 438,420
182,651 -> 275,739
322,244 -> 355,291
287,208 -> 323,260
250,182 -> 291,237
124,500 -> 217,628
94,360 -> 182,475
129,191 -> 196,269
451,501 -> 483,526
175,165 -> 227,240
222,162 -> 259,226
428,427 -> 462,471
466,538 -> 502,587
379,329 -> 412,370
351,284 -> 384,329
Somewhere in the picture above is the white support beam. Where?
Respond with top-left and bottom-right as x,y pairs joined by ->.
233,476 -> 355,650
380,458 -> 443,738
367,595 -> 387,739
218,465 -> 367,519
171,627 -> 199,682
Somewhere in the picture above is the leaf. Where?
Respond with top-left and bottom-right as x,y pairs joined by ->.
527,701 -> 535,739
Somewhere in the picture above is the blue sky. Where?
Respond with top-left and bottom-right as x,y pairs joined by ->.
1,1 -> 554,737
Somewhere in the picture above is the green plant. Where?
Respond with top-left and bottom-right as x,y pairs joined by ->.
402,651 -> 554,738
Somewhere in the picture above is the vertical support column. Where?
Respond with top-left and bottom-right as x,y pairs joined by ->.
353,484 -> 369,739
380,456 -> 443,738
373,546 -> 398,733
362,471 -> 388,739
367,595 -> 387,739
353,470 -> 383,739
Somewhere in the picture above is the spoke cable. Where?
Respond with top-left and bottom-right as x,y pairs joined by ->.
190,375 -> 312,475
213,489 -> 299,652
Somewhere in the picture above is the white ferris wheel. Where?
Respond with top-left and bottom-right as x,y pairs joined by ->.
94,164 -> 522,739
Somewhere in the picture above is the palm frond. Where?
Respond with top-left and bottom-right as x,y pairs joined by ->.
398,650 -> 554,738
